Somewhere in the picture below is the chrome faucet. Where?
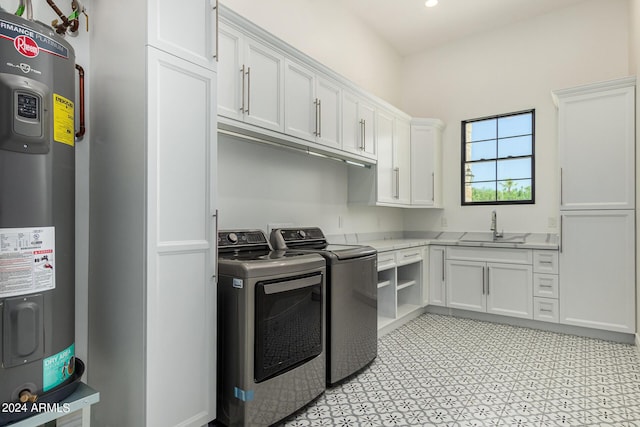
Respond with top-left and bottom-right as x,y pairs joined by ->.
490,210 -> 503,240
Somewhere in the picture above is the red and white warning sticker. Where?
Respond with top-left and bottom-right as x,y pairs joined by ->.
0,226 -> 55,298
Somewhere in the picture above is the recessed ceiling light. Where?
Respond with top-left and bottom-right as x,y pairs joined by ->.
425,0 -> 438,7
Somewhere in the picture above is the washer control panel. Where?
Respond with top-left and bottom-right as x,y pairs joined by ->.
218,230 -> 269,250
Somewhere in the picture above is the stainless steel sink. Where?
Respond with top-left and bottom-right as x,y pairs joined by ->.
459,232 -> 526,244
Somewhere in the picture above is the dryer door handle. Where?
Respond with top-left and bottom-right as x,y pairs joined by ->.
262,274 -> 322,294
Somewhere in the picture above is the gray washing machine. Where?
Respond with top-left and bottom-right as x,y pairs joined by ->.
270,227 -> 377,385
217,230 -> 326,427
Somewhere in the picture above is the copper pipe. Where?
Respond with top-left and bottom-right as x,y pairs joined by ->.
69,0 -> 80,32
46,0 -> 79,34
75,64 -> 85,139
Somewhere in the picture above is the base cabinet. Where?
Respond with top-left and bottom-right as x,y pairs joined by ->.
446,260 -> 486,312
445,247 -> 534,320
559,210 -> 635,333
486,263 -> 533,319
428,246 -> 446,306
377,248 -> 423,330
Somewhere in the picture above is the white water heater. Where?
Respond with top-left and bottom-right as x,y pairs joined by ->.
0,8 -> 81,424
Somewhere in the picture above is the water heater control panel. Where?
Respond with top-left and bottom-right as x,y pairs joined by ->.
0,74 -> 49,154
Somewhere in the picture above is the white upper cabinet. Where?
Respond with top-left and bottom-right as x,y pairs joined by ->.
375,110 -> 395,204
342,91 -> 376,160
148,0 -> 218,70
216,6 -> 450,171
394,117 -> 411,205
369,111 -> 410,206
218,22 -> 284,132
284,59 -> 342,149
411,119 -> 444,207
218,24 -> 244,121
554,77 -> 635,210
315,77 -> 342,148
349,114 -> 441,208
284,59 -> 316,141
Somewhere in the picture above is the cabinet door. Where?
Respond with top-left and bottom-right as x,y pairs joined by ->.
316,77 -> 341,149
559,210 -> 635,333
148,0 -> 216,70
217,24 -> 244,121
342,92 -> 376,160
342,92 -> 360,155
411,123 -> 440,206
244,38 -> 285,132
146,47 -> 216,427
395,117 -> 411,204
428,246 -> 446,307
486,263 -> 533,319
284,59 -> 316,141
446,260 -> 486,313
557,82 -> 635,210
376,110 -> 395,204
360,101 -> 376,159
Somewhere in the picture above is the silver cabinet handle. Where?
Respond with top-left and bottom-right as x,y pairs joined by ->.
212,209 -> 219,281
213,0 -> 219,61
313,98 -> 319,136
432,172 -> 435,202
246,67 -> 251,114
240,65 -> 246,113
363,119 -> 366,150
482,266 -> 486,295
560,168 -> 563,206
359,119 -> 365,150
394,167 -> 400,199
559,215 -> 563,253
318,99 -> 322,138
441,252 -> 445,282
486,266 -> 490,295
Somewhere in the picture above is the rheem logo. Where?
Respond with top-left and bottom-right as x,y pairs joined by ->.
14,35 -> 39,58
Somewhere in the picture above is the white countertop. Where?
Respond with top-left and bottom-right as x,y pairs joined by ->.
358,231 -> 559,252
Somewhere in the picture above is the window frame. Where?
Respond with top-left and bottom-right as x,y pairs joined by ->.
460,109 -> 536,206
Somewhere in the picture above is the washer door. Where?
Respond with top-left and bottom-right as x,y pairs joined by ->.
254,272 -> 323,383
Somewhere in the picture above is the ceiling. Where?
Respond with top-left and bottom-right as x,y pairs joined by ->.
341,0 -> 589,56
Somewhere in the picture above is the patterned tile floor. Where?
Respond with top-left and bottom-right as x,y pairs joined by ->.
281,313 -> 640,426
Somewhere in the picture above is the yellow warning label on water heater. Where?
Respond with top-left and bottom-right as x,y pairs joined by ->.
53,93 -> 75,147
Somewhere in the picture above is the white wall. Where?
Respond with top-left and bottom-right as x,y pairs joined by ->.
402,0 -> 630,234
218,135 -> 403,235
221,0 -> 402,105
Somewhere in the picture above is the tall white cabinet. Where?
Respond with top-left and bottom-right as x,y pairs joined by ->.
89,1 -> 218,426
411,119 -> 444,207
553,77 -> 636,334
